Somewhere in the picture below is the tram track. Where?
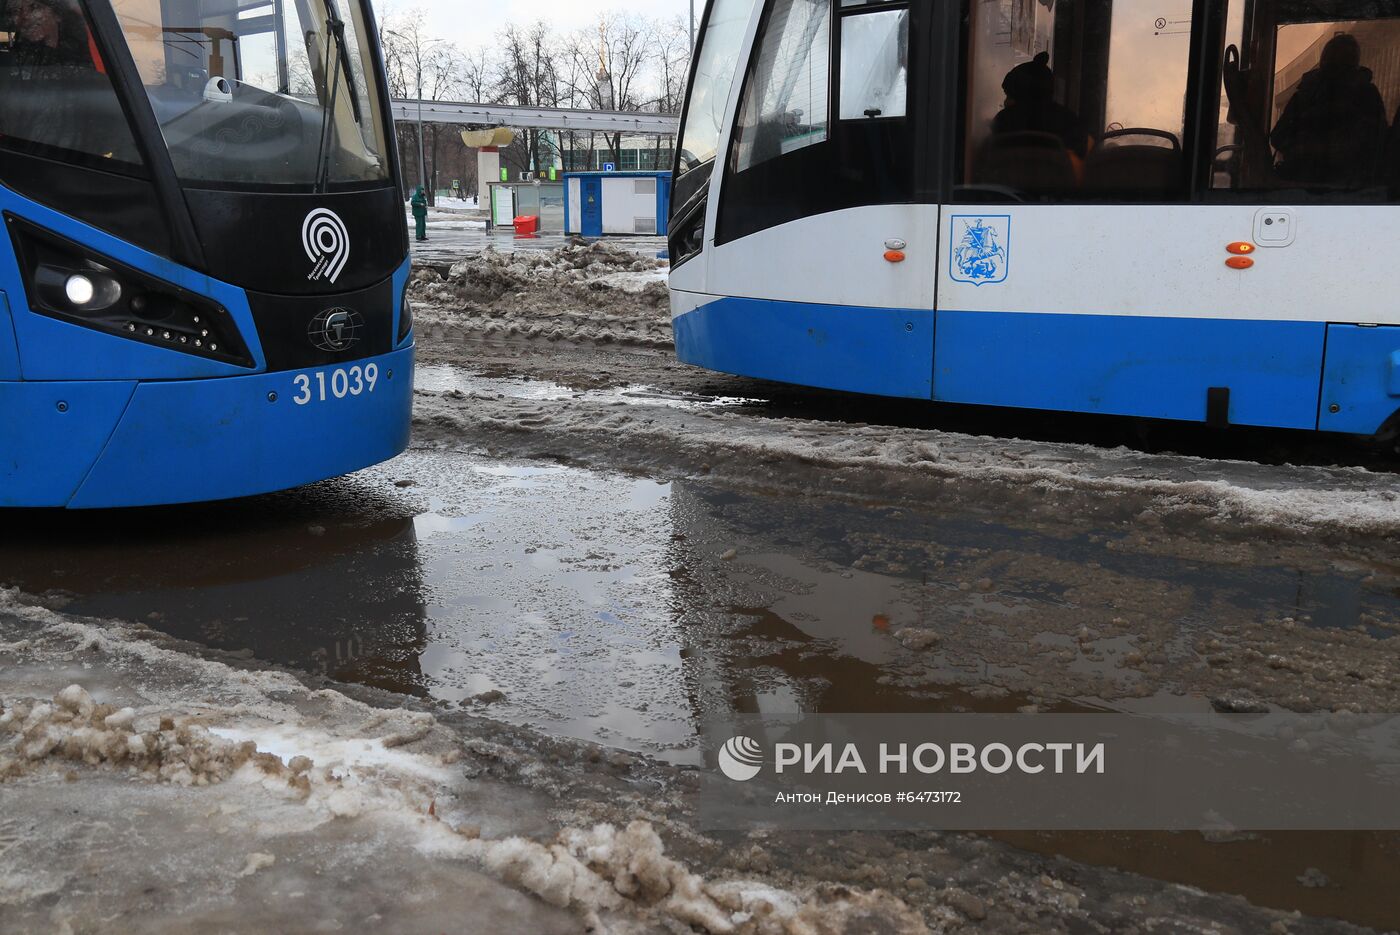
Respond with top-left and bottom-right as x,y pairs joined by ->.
416,328 -> 1400,476
411,332 -> 1400,552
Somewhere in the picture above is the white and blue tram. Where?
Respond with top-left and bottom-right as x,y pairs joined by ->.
670,0 -> 1400,436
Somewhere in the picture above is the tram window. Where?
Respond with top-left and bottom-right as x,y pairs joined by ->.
1209,0 -> 1400,200
0,0 -> 144,172
959,0 -> 1193,201
839,7 -> 908,120
732,0 -> 831,173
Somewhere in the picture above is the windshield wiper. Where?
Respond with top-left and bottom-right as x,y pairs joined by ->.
313,0 -> 363,194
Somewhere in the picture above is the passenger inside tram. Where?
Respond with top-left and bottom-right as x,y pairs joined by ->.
0,0 -> 140,169
962,0 -> 1400,202
992,52 -> 1094,161
1269,33 -> 1386,187
1,0 -> 94,67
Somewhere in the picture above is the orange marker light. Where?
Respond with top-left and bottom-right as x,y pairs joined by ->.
884,250 -> 906,263
1226,256 -> 1254,270
1226,242 -> 1256,255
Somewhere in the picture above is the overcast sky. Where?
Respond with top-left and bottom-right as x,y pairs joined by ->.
374,0 -> 696,51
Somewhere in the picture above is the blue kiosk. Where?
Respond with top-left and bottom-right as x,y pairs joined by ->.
564,171 -> 672,238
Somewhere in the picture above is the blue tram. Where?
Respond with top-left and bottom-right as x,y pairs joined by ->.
0,0 -> 413,507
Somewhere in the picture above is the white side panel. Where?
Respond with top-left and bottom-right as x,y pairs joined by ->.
669,286 -> 709,322
707,204 -> 939,309
940,204 -> 1400,324
492,188 -> 515,227
566,179 -> 582,234
669,252 -> 707,297
601,178 -> 641,233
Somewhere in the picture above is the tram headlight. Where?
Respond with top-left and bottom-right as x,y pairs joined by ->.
64,274 -> 94,306
669,213 -> 706,268
668,196 -> 708,269
397,285 -> 414,344
32,263 -> 123,313
6,213 -> 253,368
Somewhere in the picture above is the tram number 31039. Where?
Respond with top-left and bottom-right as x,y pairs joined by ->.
292,364 -> 380,406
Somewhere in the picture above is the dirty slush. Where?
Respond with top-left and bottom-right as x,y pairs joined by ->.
3,241 -> 1399,933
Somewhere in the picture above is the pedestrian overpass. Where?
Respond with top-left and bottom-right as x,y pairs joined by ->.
390,99 -> 680,207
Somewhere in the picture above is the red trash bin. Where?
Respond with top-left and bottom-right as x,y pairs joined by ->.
513,215 -> 539,236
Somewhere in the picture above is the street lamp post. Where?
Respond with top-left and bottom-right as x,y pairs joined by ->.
689,0 -> 695,51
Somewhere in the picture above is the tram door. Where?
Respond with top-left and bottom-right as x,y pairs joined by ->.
934,0 -> 1400,429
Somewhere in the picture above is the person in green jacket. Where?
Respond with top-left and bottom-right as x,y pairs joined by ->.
410,185 -> 428,241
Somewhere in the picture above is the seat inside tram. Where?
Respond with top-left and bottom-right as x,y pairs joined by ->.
961,0 -> 1400,202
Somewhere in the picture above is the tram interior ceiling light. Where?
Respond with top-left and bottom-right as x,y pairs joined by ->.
5,214 -> 253,367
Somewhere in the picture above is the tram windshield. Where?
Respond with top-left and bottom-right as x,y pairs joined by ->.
0,0 -> 390,188
676,0 -> 758,179
112,0 -> 389,187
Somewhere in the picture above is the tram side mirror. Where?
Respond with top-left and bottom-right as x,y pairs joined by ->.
204,77 -> 234,104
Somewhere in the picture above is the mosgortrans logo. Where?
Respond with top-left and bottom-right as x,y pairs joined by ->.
717,736 -> 764,781
302,207 -> 350,284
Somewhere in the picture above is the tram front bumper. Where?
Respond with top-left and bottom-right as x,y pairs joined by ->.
5,346 -> 415,509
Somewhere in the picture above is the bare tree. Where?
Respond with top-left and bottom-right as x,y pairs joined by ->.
380,10 -> 690,183
560,14 -> 657,166
380,10 -> 470,203
651,15 -> 692,170
493,22 -> 563,176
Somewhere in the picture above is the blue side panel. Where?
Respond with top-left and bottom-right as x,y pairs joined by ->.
71,346 -> 414,509
581,179 -> 603,238
657,177 -> 671,237
0,186 -> 267,380
933,311 -> 1325,430
1318,324 -> 1400,435
674,296 -> 935,399
0,381 -> 136,507
0,292 -> 20,379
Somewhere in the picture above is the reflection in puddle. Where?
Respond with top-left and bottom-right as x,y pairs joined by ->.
2,452 -> 1395,758
2,451 -> 1398,927
0,489 -> 430,697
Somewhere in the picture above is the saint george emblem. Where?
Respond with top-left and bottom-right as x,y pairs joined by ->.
950,216 -> 1010,285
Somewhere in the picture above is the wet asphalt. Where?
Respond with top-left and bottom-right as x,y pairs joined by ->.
4,365 -> 1400,928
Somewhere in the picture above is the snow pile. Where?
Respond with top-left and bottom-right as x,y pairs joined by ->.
0,684 -> 265,786
474,820 -> 926,935
0,681 -> 452,826
0,592 -> 927,934
409,240 -> 673,347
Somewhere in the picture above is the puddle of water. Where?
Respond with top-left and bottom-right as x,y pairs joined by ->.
2,450 -> 1398,928
415,364 -> 766,412
3,452 -> 1396,756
